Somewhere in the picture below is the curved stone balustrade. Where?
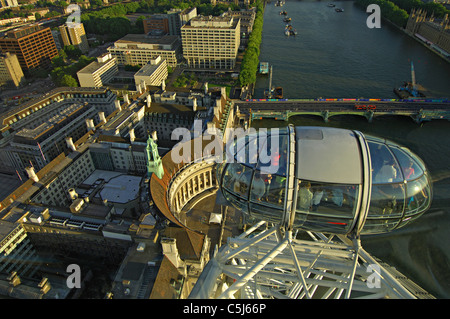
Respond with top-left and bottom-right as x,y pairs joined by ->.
168,159 -> 217,216
150,136 -> 220,231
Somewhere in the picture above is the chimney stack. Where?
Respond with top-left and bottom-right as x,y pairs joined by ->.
115,99 -> 122,112
129,128 -> 135,142
85,119 -> 95,131
25,166 -> 39,183
68,188 -> 78,201
66,137 -> 76,152
98,111 -> 106,123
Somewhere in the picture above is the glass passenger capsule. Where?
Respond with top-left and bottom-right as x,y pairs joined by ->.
216,126 -> 432,235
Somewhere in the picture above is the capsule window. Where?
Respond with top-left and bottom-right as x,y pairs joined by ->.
390,147 -> 423,181
405,174 -> 431,216
293,180 -> 359,234
368,142 -> 403,184
222,163 -> 253,200
368,183 -> 406,219
250,172 -> 286,208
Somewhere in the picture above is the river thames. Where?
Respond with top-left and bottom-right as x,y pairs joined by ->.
255,0 -> 450,99
251,0 -> 450,298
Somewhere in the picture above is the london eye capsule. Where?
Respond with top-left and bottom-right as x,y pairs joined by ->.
216,126 -> 432,235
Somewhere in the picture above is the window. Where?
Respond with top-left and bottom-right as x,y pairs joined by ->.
294,180 -> 359,233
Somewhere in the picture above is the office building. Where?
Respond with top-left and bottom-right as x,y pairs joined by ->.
143,7 -> 197,36
0,0 -> 18,9
181,15 -> 240,69
0,87 -> 117,172
0,141 -> 135,272
5,102 -> 98,173
107,34 -> 182,68
134,56 -> 168,88
0,52 -> 25,88
59,22 -> 90,53
0,24 -> 58,72
143,14 -> 170,35
77,53 -> 119,87
223,8 -> 256,46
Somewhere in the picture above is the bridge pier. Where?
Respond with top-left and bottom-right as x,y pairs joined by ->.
322,110 -> 329,123
365,110 -> 374,123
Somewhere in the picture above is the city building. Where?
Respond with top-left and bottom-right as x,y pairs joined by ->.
181,15 -> 240,69
223,8 -> 256,46
5,102 -> 99,173
144,98 -> 196,143
0,143 -> 135,275
143,14 -> 170,35
143,7 -> 197,37
0,24 -> 58,73
77,53 -> 119,87
406,9 -> 450,56
145,84 -> 230,143
89,135 -> 149,175
51,30 -> 63,51
58,22 -> 90,53
134,56 -> 168,88
0,0 -> 18,9
0,211 -> 73,299
0,52 -> 25,88
107,34 -> 182,68
0,87 -> 117,173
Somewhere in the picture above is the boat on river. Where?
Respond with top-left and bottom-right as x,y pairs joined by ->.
274,87 -> 283,99
285,25 -> 297,36
394,62 -> 427,98
259,62 -> 269,75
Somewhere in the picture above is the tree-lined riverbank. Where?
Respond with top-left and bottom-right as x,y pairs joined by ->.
238,0 -> 265,87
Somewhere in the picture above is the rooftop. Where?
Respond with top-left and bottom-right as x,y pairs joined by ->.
146,102 -> 195,115
99,174 -> 142,204
3,24 -> 43,39
185,15 -> 239,29
77,55 -> 117,75
14,102 -> 87,141
135,58 -> 165,77
0,87 -> 111,132
114,34 -> 180,46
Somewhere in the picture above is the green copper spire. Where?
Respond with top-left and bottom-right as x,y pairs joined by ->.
145,133 -> 164,179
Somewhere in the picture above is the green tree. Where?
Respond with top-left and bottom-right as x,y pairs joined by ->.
238,0 -> 264,87
51,55 -> 66,68
64,45 -> 82,60
59,74 -> 79,87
